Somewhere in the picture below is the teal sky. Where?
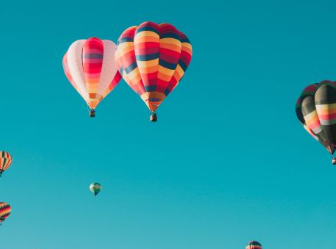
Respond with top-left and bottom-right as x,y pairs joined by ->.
2,0 -> 336,248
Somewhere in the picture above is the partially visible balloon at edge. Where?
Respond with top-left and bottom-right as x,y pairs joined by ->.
246,241 -> 262,249
0,152 -> 13,177
0,202 -> 11,224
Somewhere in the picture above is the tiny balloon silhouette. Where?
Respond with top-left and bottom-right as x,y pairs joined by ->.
90,183 -> 102,196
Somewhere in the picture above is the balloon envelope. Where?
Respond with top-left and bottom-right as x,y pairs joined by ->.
63,37 -> 122,115
296,80 -> 336,160
0,202 -> 11,223
246,241 -> 262,249
115,21 -> 192,119
0,152 -> 12,177
89,183 -> 102,196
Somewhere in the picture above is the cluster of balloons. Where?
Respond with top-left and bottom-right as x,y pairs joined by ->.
0,151 -> 12,224
63,21 -> 193,122
296,80 -> 336,164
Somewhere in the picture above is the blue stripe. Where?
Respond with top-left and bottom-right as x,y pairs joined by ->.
136,53 -> 159,61
160,33 -> 180,40
159,60 -> 177,70
125,61 -> 138,74
136,26 -> 159,34
179,60 -> 187,72
83,54 -> 103,59
119,37 -> 133,43
145,85 -> 156,92
164,88 -> 171,96
181,38 -> 190,43
150,98 -> 161,102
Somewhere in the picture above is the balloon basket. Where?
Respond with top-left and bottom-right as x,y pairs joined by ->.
150,113 -> 157,122
89,109 -> 96,118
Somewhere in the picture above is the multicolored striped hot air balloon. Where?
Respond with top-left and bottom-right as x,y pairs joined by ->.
63,37 -> 122,117
0,202 -> 11,225
115,21 -> 193,122
0,152 -> 12,177
246,241 -> 262,249
89,183 -> 102,196
296,80 -> 336,164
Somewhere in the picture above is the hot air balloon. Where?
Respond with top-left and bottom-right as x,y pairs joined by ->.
115,21 -> 193,122
0,152 -> 12,177
0,202 -> 11,225
89,183 -> 102,196
63,37 -> 122,117
296,80 -> 336,164
246,241 -> 262,249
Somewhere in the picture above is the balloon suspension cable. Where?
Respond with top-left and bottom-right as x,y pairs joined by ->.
150,112 -> 157,122
89,109 -> 96,118
0,169 -> 3,177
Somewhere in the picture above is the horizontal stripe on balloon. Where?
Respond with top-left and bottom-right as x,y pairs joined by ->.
320,119 -> 336,125
136,26 -> 159,34
160,32 -> 180,39
136,53 -> 159,61
119,37 -> 134,43
159,60 -> 177,70
124,61 -> 138,74
83,54 -> 104,59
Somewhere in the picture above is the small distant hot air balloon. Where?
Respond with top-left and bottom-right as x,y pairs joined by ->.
0,152 -> 12,177
90,183 -> 102,196
115,21 -> 193,122
296,80 -> 336,164
63,37 -> 122,117
0,202 -> 11,225
246,241 -> 262,249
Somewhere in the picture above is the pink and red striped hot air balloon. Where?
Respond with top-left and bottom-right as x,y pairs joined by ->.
115,21 -> 193,122
63,37 -> 122,117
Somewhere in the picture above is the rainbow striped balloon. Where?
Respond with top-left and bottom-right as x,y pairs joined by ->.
63,37 -> 122,117
116,21 -> 193,121
296,80 -> 336,162
0,151 -> 12,177
0,202 -> 11,224
246,241 -> 262,249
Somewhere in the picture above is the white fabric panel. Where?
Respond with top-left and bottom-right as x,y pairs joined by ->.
66,40 -> 89,101
96,40 -> 118,96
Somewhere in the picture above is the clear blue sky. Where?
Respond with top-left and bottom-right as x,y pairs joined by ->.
1,0 -> 336,248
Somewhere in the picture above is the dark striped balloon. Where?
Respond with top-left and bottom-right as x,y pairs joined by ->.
0,202 -> 11,224
0,151 -> 13,177
296,80 -> 336,163
116,21 -> 192,121
246,241 -> 262,249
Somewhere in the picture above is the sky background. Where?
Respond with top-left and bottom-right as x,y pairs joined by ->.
1,0 -> 336,248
